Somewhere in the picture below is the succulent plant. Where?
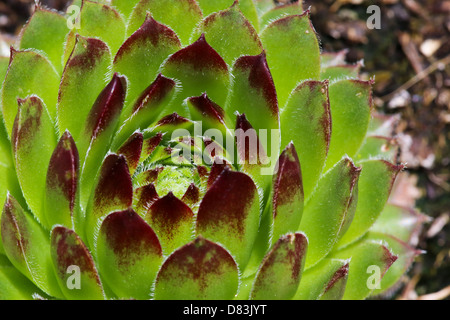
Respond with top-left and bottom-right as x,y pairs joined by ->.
0,0 -> 425,300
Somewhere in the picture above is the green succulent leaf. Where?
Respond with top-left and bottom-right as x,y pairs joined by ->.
196,168 -> 259,269
0,262 -> 42,300
12,96 -> 56,225
261,12 -> 321,107
78,74 -> 127,206
226,53 -> 279,138
192,2 -> 262,66
18,6 -> 69,73
337,160 -> 403,248
146,192 -> 194,255
324,79 -> 373,169
78,0 -> 126,55
44,131 -> 80,231
154,236 -> 239,300
280,80 -> 331,199
160,35 -> 230,118
2,49 -> 60,137
114,75 -> 177,149
294,258 -> 349,300
116,132 -> 143,175
113,15 -> 181,112
250,233 -> 307,300
85,154 -> 133,254
1,195 -> 63,298
331,239 -> 398,300
57,35 -> 112,140
356,136 -> 399,163
371,204 -> 427,244
259,1 -> 303,31
111,0 -> 141,21
127,0 -> 203,46
366,232 -> 422,297
299,157 -> 360,269
270,143 -> 304,245
50,226 -> 104,300
97,208 -> 163,300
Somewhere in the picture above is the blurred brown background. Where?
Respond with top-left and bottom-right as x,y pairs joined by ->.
0,0 -> 449,299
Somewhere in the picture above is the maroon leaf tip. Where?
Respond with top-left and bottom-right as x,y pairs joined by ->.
47,130 -> 80,212
197,168 -> 257,236
273,142 -> 303,217
188,93 -> 225,123
93,153 -> 133,215
117,132 -> 144,173
85,73 -> 127,140
132,74 -> 176,114
234,53 -> 278,116
101,209 -> 162,268
156,113 -> 190,126
165,34 -> 228,72
181,183 -> 200,207
324,262 -> 349,293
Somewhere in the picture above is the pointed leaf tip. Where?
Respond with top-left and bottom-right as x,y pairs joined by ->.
45,130 -> 80,229
251,233 -> 308,300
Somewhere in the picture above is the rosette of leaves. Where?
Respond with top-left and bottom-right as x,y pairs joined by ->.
0,0 -> 425,300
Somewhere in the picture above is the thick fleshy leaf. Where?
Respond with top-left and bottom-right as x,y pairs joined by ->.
50,226 -> 104,300
366,232 -> 422,297
0,262 -> 42,300
160,35 -> 230,117
299,157 -> 360,269
140,132 -> 164,162
337,160 -> 403,248
196,168 -> 259,269
280,80 -> 331,199
78,0 -> 126,55
127,0 -> 203,46
226,53 -> 279,139
192,3 -> 262,66
113,74 -> 177,149
97,209 -> 163,299
45,131 -> 80,230
154,236 -> 239,300
235,113 -> 272,198
2,49 -> 60,136
206,158 -> 232,189
133,183 -> 159,217
356,136 -> 399,163
146,192 -> 194,255
324,79 -> 373,169
1,195 -> 63,298
116,131 -> 143,175
182,183 -> 200,208
57,36 -> 111,139
321,64 -> 361,81
18,6 -> 69,73
12,96 -> 56,225
85,154 -> 133,253
111,0 -> 140,21
187,93 -> 226,131
113,15 -> 181,110
250,233 -> 307,300
261,12 -> 321,107
331,240 -> 398,300
294,258 -> 349,300
259,1 -> 303,30
371,204 -> 427,244
270,143 -> 304,245
78,74 -> 127,206
197,0 -> 258,30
